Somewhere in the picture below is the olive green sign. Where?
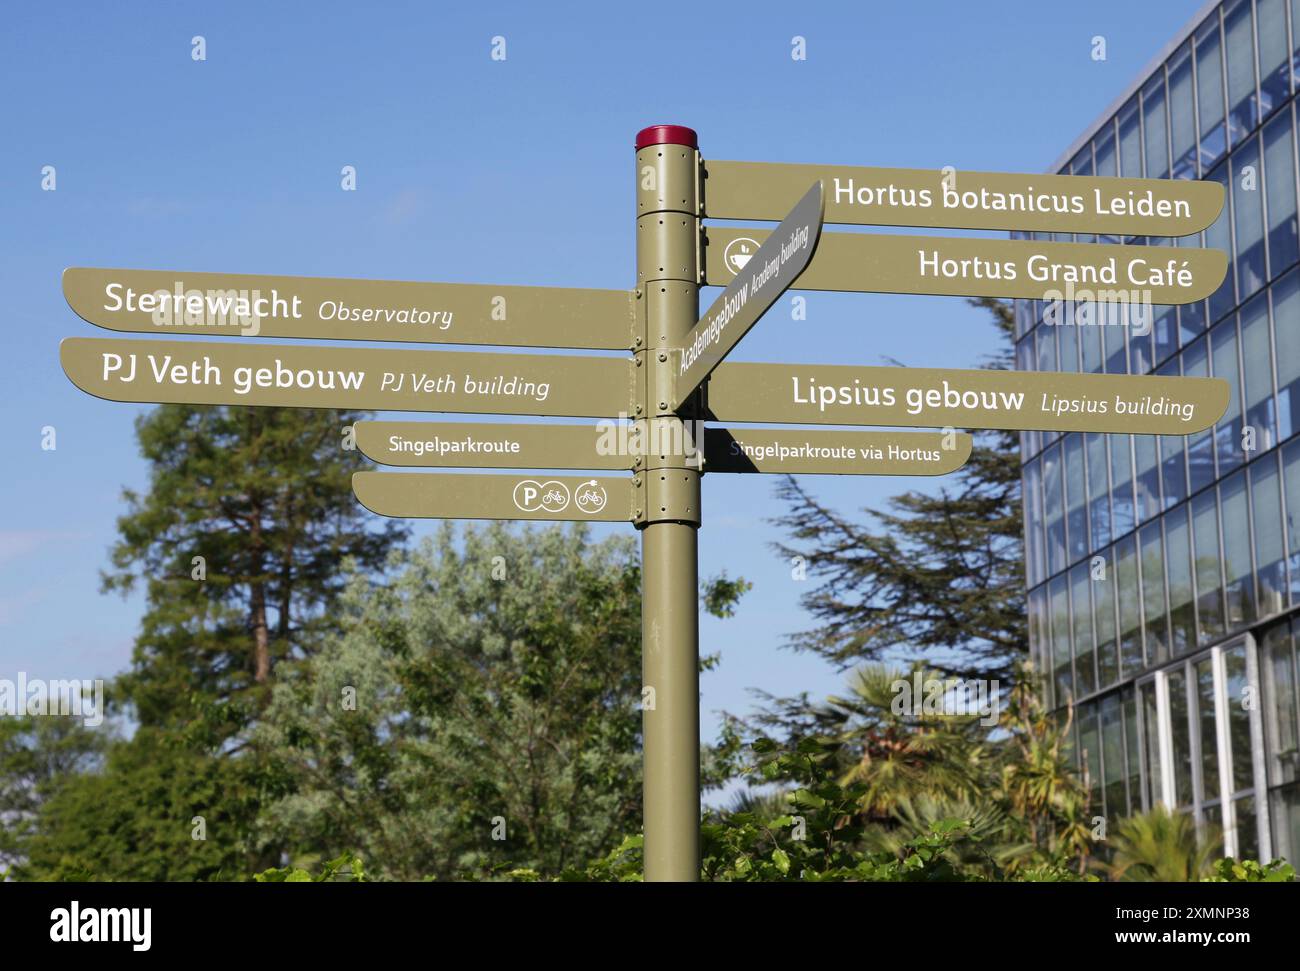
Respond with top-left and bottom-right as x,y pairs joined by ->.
704,160 -> 1224,236
703,228 -> 1227,304
674,182 -> 824,408
705,361 -> 1230,435
60,337 -> 632,417
703,428 -> 971,476
62,267 -> 635,350
355,420 -> 971,476
353,471 -> 635,522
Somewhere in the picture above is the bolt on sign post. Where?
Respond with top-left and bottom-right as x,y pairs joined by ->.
59,124 -> 1233,883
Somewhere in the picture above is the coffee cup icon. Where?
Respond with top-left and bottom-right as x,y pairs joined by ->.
723,237 -> 760,275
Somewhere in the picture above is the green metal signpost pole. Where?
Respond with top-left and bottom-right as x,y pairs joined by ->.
635,125 -> 702,881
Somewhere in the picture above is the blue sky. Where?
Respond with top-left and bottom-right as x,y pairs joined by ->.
1,1 -> 1203,751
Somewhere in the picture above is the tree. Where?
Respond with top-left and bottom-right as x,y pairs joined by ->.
103,405 -> 406,733
772,298 -> 1025,681
13,726 -> 255,881
254,522 -> 747,880
11,404 -> 404,879
0,715 -> 108,875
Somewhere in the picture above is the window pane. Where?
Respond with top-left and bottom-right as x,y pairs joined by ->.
1124,689 -> 1142,812
1037,320 -> 1058,372
1119,97 -> 1143,178
1095,546 -> 1119,687
1206,163 -> 1237,322
1065,316 -> 1083,371
1166,504 -> 1197,655
1112,434 -> 1136,537
1104,310 -> 1129,373
1081,311 -> 1105,373
1025,457 -> 1045,587
1235,795 -> 1259,859
1261,621 -> 1298,788
1221,469 -> 1257,627
1263,110 -> 1299,277
1193,488 -> 1226,642
1259,0 -> 1291,117
1171,42 -> 1199,179
1143,73 -> 1170,178
1276,268 -> 1300,441
1030,585 -> 1054,708
1134,435 -> 1161,523
1241,292 -> 1277,449
1079,701 -> 1103,804
1224,0 -> 1259,145
1096,126 -> 1118,178
1152,302 -> 1178,365
1211,316 -> 1244,474
1195,656 -> 1223,804
1141,680 -> 1164,807
1224,645 -> 1255,794
1184,338 -> 1217,492
1116,534 -> 1144,676
1102,693 -> 1127,816
1270,781 -> 1300,866
1292,0 -> 1300,86
1169,667 -> 1195,807
1065,434 -> 1087,562
1087,431 -> 1112,550
1233,137 -> 1267,298
1141,522 -> 1169,665
1071,562 -> 1096,697
1051,573 -> 1073,703
1043,442 -> 1066,576
1282,439 -> 1300,602
1158,361 -> 1188,508
1197,17 -> 1228,170
1252,455 -> 1288,617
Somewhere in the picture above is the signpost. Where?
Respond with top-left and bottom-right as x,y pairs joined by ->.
59,123 -> 1234,883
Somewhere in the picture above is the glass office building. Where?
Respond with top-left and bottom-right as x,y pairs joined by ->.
1016,0 -> 1300,863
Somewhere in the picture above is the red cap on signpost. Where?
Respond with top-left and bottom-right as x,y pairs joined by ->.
635,125 -> 698,150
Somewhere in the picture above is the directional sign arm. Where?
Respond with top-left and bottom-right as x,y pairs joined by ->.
355,420 -> 632,470
670,182 -> 824,410
60,337 -> 633,419
702,229 -> 1227,305
353,471 -> 636,522
62,268 -> 637,351
704,361 -> 1230,435
703,428 -> 971,475
703,159 -> 1224,235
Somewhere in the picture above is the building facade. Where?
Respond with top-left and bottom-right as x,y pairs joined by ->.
1016,0 -> 1300,863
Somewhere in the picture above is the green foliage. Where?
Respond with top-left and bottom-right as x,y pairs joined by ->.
255,852 -> 367,883
254,523 -> 747,881
0,715 -> 108,876
103,404 -> 404,730
771,298 -> 1025,681
1105,804 -> 1222,882
1203,857 -> 1296,882
14,728 -> 255,881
